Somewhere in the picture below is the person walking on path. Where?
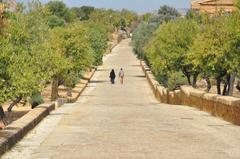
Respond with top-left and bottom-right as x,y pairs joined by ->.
109,69 -> 116,84
119,68 -> 125,84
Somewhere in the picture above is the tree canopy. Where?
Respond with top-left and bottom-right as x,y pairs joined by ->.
145,19 -> 200,88
132,3 -> 240,94
132,5 -> 181,64
0,0 -> 138,113
71,6 -> 95,21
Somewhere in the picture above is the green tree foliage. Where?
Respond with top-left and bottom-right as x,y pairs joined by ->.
89,9 -> 121,32
188,11 -> 240,95
47,15 -> 65,28
132,22 -> 158,59
85,22 -> 108,65
120,9 -> 138,27
149,5 -> 180,24
89,8 -> 137,32
186,9 -> 209,24
0,0 -> 138,112
145,19 -> 200,88
0,1 -> 62,107
166,72 -> 188,91
49,23 -> 94,83
46,1 -> 75,23
132,5 -> 181,62
47,20 -> 110,99
236,0 -> 240,9
134,2 -> 240,95
142,13 -> 152,22
71,6 -> 94,21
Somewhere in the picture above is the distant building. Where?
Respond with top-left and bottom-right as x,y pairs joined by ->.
191,0 -> 235,14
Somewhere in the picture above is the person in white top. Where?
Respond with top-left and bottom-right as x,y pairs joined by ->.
118,68 -> 124,84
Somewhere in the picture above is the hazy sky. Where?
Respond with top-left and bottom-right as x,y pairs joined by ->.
18,0 -> 192,13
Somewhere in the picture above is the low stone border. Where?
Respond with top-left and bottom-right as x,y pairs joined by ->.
109,43 -> 119,53
0,40 -> 121,156
140,60 -> 240,125
0,102 -> 55,156
66,68 -> 96,103
0,68 -> 96,156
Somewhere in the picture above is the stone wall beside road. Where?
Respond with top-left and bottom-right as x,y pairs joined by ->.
141,60 -> 240,125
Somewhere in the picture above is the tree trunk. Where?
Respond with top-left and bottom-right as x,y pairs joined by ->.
67,88 -> 72,97
228,73 -> 236,96
8,97 -> 22,112
187,75 -> 192,86
222,74 -> 229,95
20,98 -> 27,106
182,69 -> 191,86
205,77 -> 211,92
0,105 -> 6,128
216,78 -> 222,95
236,81 -> 240,91
192,73 -> 198,88
222,82 -> 228,96
0,105 -> 5,119
51,78 -> 59,101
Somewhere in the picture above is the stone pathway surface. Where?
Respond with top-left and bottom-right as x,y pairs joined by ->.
2,39 -> 240,159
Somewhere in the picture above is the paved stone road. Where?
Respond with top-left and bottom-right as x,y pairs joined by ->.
2,39 -> 240,159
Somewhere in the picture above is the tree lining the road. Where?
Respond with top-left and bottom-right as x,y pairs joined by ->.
132,3 -> 240,95
145,19 -> 200,90
0,0 -> 138,118
132,5 -> 180,63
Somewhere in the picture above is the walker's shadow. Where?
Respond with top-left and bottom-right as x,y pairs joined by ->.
131,75 -> 146,78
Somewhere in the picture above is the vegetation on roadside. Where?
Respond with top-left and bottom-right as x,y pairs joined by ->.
132,3 -> 240,95
0,0 -> 138,118
132,5 -> 180,61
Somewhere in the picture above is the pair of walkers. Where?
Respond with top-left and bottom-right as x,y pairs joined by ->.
110,68 -> 124,84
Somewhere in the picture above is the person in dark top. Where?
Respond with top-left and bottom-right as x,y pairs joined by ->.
109,69 -> 116,84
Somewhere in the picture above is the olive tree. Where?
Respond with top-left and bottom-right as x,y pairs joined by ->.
145,19 -> 200,89
188,13 -> 240,95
